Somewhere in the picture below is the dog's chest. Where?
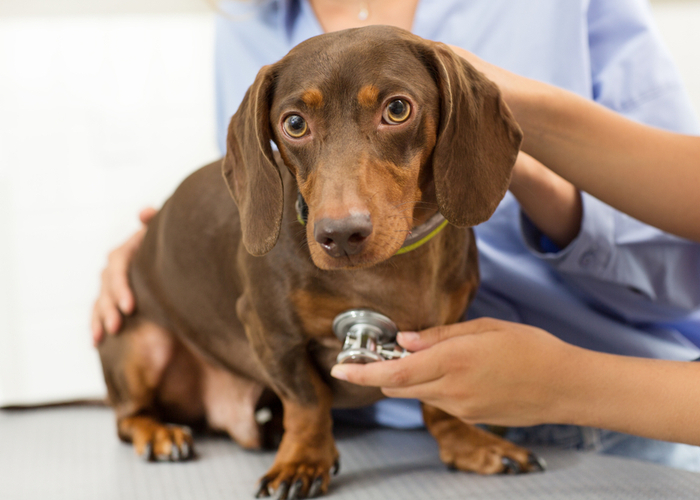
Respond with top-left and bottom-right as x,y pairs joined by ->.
290,255 -> 476,339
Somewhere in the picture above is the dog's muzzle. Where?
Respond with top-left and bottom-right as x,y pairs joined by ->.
332,309 -> 410,364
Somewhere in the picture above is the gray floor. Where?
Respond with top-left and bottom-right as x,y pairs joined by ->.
1,406 -> 699,500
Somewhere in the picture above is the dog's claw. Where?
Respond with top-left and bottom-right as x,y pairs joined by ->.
308,477 -> 323,498
274,481 -> 289,500
288,479 -> 304,500
255,479 -> 271,498
181,442 -> 190,460
528,453 -> 547,472
501,456 -> 522,475
331,458 -> 340,475
140,443 -> 153,461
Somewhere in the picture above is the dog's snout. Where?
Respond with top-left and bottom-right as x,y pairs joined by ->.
314,215 -> 373,258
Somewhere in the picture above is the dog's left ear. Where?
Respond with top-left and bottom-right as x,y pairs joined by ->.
423,43 -> 523,227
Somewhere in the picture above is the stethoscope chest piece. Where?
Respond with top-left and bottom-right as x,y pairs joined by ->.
332,309 -> 409,364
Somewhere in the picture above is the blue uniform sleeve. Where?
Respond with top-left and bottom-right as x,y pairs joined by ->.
520,0 -> 700,319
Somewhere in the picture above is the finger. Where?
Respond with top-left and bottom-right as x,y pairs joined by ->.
91,308 -> 105,346
104,303 -> 123,335
93,291 -> 123,336
139,207 -> 157,226
106,264 -> 135,316
106,231 -> 145,315
398,317 -> 504,351
381,379 -> 463,418
94,283 -> 124,335
381,378 -> 444,401
330,350 -> 442,388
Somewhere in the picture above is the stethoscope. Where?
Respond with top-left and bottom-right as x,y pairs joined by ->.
332,309 -> 410,364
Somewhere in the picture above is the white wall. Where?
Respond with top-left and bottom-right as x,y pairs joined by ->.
651,0 -> 700,116
0,13 -> 219,405
1,0 -> 699,406
0,0 -> 210,16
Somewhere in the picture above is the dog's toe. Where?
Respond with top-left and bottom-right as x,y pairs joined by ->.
501,456 -> 522,475
307,477 -> 324,498
274,481 -> 289,500
527,452 -> 547,472
133,423 -> 194,462
255,478 -> 271,498
258,460 -> 336,500
287,479 -> 305,500
139,442 -> 153,461
498,450 -> 547,474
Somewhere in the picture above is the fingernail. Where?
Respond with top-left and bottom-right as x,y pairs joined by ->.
398,332 -> 419,343
330,365 -> 348,381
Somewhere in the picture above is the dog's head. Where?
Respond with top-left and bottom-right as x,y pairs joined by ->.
223,26 -> 522,270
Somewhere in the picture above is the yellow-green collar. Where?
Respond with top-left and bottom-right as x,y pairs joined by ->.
295,194 -> 448,255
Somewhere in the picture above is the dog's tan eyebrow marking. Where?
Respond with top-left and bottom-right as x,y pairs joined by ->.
301,89 -> 324,109
357,85 -> 380,108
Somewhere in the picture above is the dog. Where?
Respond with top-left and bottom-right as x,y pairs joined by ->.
98,25 -> 542,499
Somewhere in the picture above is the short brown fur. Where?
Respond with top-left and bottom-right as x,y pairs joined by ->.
98,26 -> 536,499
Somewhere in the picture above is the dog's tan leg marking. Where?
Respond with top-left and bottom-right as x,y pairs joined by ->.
257,368 -> 338,499
423,404 -> 539,474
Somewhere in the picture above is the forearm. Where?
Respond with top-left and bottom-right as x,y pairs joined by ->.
554,345 -> 700,445
518,86 -> 700,242
449,45 -> 700,242
509,152 -> 582,248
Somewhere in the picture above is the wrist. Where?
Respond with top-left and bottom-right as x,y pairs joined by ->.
541,342 -> 595,426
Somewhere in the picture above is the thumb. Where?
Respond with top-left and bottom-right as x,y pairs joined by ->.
398,317 -> 503,351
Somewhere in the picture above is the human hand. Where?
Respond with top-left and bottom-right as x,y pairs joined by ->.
90,207 -> 157,346
330,318 -> 578,427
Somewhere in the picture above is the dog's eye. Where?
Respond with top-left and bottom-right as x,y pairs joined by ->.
283,115 -> 308,138
384,99 -> 411,124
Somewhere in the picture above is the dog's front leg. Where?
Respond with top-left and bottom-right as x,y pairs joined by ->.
256,367 -> 339,499
238,300 -> 338,499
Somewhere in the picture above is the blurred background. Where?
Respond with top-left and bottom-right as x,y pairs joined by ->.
1,0 -> 699,406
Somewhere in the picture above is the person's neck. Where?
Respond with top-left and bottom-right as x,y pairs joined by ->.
307,0 -> 419,33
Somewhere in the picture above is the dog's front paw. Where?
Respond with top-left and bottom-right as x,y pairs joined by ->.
255,446 -> 339,499
133,422 -> 194,462
423,405 -> 545,475
437,429 -> 545,475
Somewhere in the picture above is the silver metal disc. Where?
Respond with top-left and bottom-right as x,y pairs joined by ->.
332,309 -> 398,344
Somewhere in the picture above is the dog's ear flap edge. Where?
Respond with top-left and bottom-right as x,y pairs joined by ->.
427,43 -> 523,228
222,65 -> 284,256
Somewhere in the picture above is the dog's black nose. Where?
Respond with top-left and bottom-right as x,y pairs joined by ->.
314,215 -> 373,258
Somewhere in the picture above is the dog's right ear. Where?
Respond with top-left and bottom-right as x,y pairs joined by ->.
222,65 -> 283,256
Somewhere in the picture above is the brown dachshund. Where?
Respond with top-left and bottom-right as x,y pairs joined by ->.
98,25 -> 542,499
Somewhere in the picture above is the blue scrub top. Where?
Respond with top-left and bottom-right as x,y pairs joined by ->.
214,0 -> 700,427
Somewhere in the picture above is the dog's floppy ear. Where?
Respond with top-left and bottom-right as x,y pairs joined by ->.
424,43 -> 523,227
222,65 -> 283,256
